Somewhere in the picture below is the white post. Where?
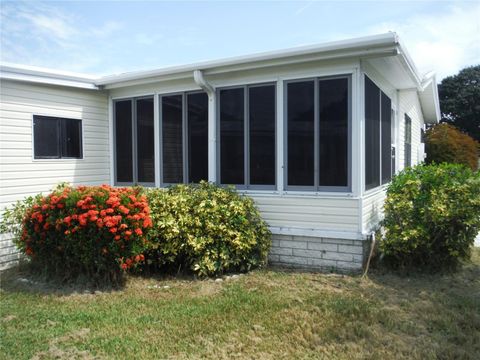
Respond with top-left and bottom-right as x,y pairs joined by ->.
208,92 -> 217,183
153,93 -> 161,187
276,79 -> 284,193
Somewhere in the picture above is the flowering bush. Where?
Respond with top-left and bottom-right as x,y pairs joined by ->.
146,182 -> 271,277
16,184 -> 152,283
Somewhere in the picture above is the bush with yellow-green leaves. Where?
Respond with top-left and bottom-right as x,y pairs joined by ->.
145,182 -> 271,276
380,163 -> 480,270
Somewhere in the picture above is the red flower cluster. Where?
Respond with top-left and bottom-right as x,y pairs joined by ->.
21,184 -> 152,274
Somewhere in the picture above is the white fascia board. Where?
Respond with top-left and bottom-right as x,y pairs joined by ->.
96,33 -> 400,87
0,62 -> 99,89
418,73 -> 441,123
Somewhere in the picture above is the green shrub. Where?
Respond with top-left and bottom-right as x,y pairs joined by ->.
0,184 -> 152,284
146,181 -> 271,276
380,163 -> 480,270
425,123 -> 479,170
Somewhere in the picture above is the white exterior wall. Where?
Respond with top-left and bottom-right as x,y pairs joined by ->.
0,80 -> 109,268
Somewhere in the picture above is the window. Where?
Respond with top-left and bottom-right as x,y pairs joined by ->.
218,84 -> 276,188
405,115 -> 412,168
286,77 -> 350,190
364,76 -> 393,191
160,91 -> 209,185
33,115 -> 82,159
114,97 -> 155,185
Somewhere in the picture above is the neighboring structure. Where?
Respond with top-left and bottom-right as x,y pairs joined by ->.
0,33 -> 440,271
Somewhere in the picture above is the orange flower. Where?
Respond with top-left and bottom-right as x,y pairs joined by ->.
134,228 -> 143,236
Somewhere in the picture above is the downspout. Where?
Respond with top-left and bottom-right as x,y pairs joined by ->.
193,70 -> 217,183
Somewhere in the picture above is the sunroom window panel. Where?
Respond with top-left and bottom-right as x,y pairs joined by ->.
33,116 -> 60,158
162,95 -> 183,184
115,100 -> 133,183
220,88 -> 245,185
136,97 -> 155,183
287,81 -> 315,187
381,93 -> 392,184
365,77 -> 380,190
187,92 -> 209,183
249,85 -> 276,186
319,78 -> 348,187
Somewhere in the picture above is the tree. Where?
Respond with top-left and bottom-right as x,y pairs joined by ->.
425,123 -> 479,170
438,65 -> 480,142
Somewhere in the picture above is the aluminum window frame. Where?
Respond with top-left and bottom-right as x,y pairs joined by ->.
32,115 -> 83,160
159,90 -> 210,187
284,75 -> 352,192
113,95 -> 155,187
216,82 -> 277,190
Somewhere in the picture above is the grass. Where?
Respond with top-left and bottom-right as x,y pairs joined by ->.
1,249 -> 479,359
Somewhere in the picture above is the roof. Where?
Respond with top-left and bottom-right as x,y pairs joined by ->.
0,32 -> 440,122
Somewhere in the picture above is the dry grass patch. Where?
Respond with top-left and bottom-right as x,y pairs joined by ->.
1,249 -> 479,359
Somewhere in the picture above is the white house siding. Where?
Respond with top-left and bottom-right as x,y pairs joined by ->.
397,89 -> 425,170
361,188 -> 387,234
0,79 -> 109,269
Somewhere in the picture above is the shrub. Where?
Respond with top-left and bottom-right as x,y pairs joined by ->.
146,182 -> 271,276
380,163 -> 480,270
1,184 -> 152,284
425,123 -> 479,170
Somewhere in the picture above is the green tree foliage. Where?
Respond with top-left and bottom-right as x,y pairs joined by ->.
425,123 -> 479,170
438,65 -> 480,141
380,163 -> 480,270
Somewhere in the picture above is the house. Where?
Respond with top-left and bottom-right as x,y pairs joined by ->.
0,33 -> 440,271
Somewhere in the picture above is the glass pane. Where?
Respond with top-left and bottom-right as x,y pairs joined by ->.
287,81 -> 314,186
162,95 -> 183,183
249,85 -> 275,186
319,78 -> 348,187
187,92 -> 208,183
137,97 -> 155,183
381,92 -> 392,184
33,116 -> 59,158
364,77 -> 380,190
115,100 -> 133,183
61,119 -> 82,158
405,115 -> 412,167
220,88 -> 244,185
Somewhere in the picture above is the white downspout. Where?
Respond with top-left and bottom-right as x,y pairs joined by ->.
193,70 -> 217,183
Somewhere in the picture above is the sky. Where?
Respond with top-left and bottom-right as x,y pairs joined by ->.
0,0 -> 479,81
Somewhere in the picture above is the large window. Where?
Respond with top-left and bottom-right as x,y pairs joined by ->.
114,97 -> 154,185
160,91 -> 209,184
286,77 -> 350,191
405,115 -> 412,168
364,76 -> 393,191
219,84 -> 276,188
33,115 -> 82,159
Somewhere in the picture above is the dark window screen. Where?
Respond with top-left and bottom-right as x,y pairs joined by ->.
162,95 -> 183,183
187,92 -> 208,183
34,116 -> 60,158
115,100 -> 133,183
220,88 -> 244,185
319,78 -> 348,187
61,119 -> 82,158
365,77 -> 380,190
249,85 -> 276,185
136,97 -> 154,183
287,81 -> 315,186
381,93 -> 392,184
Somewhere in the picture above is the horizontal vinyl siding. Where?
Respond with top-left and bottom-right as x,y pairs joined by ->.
0,80 -> 109,269
250,195 -> 361,233
362,188 -> 387,233
398,90 -> 425,170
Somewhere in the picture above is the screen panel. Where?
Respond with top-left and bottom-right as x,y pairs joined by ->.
287,81 -> 315,186
115,100 -> 133,183
137,97 -> 155,183
249,85 -> 276,186
162,95 -> 183,183
381,92 -> 392,184
365,77 -> 380,190
319,78 -> 348,187
33,116 -> 60,158
220,88 -> 245,185
187,92 -> 209,183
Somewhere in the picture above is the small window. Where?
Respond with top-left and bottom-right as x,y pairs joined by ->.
405,115 -> 412,168
33,115 -> 82,159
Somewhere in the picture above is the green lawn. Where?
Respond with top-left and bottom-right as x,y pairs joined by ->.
1,249 -> 479,360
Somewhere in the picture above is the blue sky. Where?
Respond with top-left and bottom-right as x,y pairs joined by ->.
1,0 -> 479,80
